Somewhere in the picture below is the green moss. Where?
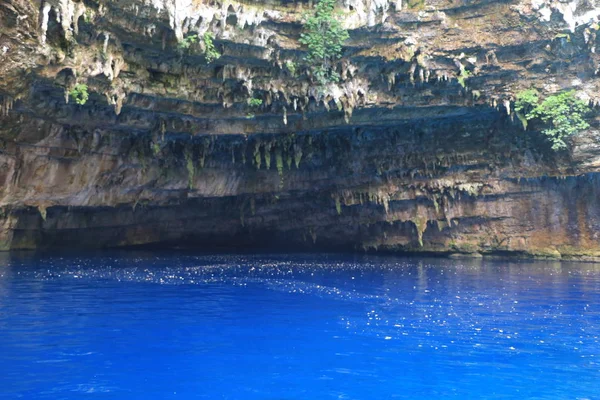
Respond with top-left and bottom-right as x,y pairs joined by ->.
185,149 -> 195,189
459,183 -> 481,197
254,145 -> 262,169
554,32 -> 571,42
264,143 -> 272,169
412,216 -> 428,247
432,197 -> 440,214
294,145 -> 303,168
38,206 -> 47,221
275,148 -> 284,176
449,242 -> 480,254
151,142 -> 161,155
406,0 -> 425,10
435,220 -> 447,231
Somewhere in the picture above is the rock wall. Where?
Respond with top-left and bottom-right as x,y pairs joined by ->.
2,0 -> 600,259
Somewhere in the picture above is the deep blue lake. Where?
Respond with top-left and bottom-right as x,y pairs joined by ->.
1,252 -> 599,399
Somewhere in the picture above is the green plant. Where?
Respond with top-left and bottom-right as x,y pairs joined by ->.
178,34 -> 198,51
185,150 -> 195,189
515,89 -> 590,150
84,9 -> 96,23
457,67 -> 471,88
202,32 -> 220,63
151,141 -> 161,155
299,0 -> 349,85
406,0 -> 426,10
285,60 -> 297,76
69,84 -> 89,105
554,32 -> 571,42
514,89 -> 539,129
248,97 -> 263,108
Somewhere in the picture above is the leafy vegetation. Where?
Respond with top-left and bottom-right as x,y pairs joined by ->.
177,33 -> 219,63
406,0 -> 426,10
83,9 -> 96,23
248,97 -> 263,108
299,0 -> 349,85
514,89 -> 539,129
285,60 -> 297,76
515,89 -> 590,150
202,32 -> 220,63
178,34 -> 198,51
457,68 -> 471,89
69,84 -> 89,105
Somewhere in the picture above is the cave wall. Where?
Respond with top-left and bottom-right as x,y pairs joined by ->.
2,0 -> 600,258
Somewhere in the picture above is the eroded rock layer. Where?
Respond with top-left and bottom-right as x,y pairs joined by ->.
2,0 -> 600,258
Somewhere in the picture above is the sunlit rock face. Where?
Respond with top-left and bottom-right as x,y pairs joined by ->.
2,0 -> 600,258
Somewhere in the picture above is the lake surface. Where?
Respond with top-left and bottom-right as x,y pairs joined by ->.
0,252 -> 599,399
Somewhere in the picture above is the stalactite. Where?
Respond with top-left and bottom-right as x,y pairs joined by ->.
1,96 -> 14,116
412,216 -> 428,247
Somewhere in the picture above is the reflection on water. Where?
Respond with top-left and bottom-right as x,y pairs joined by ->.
0,252 -> 599,399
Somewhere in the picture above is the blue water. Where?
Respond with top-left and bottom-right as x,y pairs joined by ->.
1,253 -> 599,399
